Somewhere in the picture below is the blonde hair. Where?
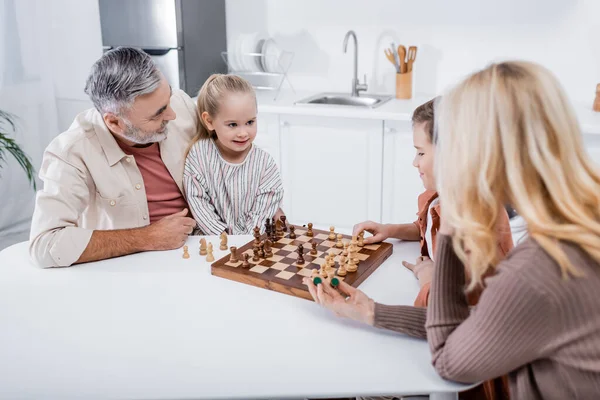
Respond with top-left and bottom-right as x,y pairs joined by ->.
193,74 -> 255,141
436,61 -> 600,290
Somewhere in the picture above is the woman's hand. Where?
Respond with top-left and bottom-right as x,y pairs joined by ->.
402,256 -> 435,288
352,221 -> 393,245
303,277 -> 375,326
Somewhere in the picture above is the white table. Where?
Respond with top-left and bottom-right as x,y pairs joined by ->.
0,236 -> 472,399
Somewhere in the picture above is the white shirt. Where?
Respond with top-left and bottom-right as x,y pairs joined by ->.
425,197 -> 440,261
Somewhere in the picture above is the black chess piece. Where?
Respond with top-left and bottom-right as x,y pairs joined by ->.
289,225 -> 296,239
280,215 -> 288,232
242,253 -> 251,268
311,240 -> 318,255
296,244 -> 305,265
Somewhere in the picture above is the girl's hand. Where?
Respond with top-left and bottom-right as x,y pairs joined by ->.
352,221 -> 392,245
402,256 -> 435,288
303,277 -> 375,326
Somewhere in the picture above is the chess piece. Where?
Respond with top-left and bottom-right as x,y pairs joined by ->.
351,236 -> 358,250
264,219 -> 271,238
229,246 -> 239,263
358,231 -> 365,247
182,245 -> 190,259
289,225 -> 296,239
336,233 -> 343,248
264,239 -> 273,258
328,252 -> 336,268
253,226 -> 260,244
329,226 -> 336,240
270,218 -> 278,241
310,240 -> 318,255
320,264 -> 328,278
280,215 -> 287,232
329,259 -> 337,277
275,219 -> 283,238
306,222 -> 314,237
252,247 -> 260,262
347,257 -> 358,272
342,242 -> 349,257
199,238 -> 207,256
242,253 -> 251,268
296,244 -> 305,265
220,232 -> 228,251
258,241 -> 265,258
311,268 -> 319,277
594,83 -> 600,112
206,243 -> 215,262
337,261 -> 347,276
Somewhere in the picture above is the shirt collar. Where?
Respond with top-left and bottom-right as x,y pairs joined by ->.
90,109 -> 128,167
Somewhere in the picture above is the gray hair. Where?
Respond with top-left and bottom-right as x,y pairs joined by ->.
84,47 -> 162,115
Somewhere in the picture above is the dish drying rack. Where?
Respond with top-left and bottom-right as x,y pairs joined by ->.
221,50 -> 295,100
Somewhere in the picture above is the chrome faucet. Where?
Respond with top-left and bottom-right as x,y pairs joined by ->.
343,30 -> 368,97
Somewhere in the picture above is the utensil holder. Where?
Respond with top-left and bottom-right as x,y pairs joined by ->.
396,72 -> 413,99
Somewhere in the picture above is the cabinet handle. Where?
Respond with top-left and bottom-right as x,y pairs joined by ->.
384,127 -> 397,134
280,121 -> 289,128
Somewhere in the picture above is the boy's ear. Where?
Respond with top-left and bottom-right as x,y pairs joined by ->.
201,111 -> 215,131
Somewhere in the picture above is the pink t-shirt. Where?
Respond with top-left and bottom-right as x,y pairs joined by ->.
117,141 -> 188,223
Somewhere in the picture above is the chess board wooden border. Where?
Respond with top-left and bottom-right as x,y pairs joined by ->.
210,225 -> 394,301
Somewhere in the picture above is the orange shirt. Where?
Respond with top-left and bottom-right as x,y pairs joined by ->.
411,190 -> 514,400
412,190 -> 514,308
117,141 -> 188,224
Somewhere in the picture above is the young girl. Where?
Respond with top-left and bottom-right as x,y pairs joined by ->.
183,74 -> 284,235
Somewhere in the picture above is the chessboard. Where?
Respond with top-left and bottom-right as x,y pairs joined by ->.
211,222 -> 393,301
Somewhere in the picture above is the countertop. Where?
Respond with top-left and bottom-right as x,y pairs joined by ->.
256,90 -> 600,135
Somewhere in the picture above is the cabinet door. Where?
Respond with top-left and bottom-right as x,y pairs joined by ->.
254,112 -> 281,167
382,121 -> 424,224
584,134 -> 600,168
279,114 -> 383,234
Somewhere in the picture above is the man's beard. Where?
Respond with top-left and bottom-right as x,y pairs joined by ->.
122,119 -> 169,145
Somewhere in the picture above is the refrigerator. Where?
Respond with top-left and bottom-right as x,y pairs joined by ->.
98,0 -> 227,97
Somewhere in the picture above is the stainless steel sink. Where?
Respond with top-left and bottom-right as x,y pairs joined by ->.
295,93 -> 392,108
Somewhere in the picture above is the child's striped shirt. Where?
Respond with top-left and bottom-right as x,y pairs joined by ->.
183,139 -> 284,235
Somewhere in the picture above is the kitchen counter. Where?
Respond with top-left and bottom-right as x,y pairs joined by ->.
256,90 -> 600,135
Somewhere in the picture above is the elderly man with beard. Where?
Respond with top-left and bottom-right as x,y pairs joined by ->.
29,47 -> 198,268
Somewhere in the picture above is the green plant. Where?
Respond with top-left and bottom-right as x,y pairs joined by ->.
0,110 -> 36,190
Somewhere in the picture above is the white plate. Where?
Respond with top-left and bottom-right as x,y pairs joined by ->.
239,32 -> 268,72
262,38 -> 282,73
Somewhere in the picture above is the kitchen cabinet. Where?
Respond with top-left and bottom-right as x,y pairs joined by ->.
256,104 -> 600,235
381,121 -> 424,224
255,112 -> 281,167
278,114 -> 383,233
584,134 -> 600,167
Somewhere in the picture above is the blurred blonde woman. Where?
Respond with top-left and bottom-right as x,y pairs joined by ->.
305,61 -> 600,399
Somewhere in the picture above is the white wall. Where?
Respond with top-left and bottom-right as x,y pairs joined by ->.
50,0 -> 103,131
0,0 -> 101,250
226,0 -> 600,105
0,0 -> 59,249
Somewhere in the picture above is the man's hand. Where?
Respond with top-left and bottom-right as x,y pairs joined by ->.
402,256 -> 435,288
145,208 -> 197,250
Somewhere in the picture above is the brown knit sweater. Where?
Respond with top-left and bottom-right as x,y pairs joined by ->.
374,235 -> 600,399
